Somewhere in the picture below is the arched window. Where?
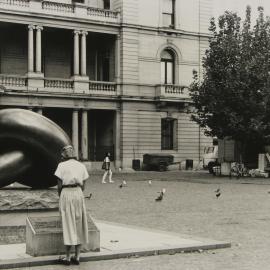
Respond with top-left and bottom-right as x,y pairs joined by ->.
161,49 -> 175,84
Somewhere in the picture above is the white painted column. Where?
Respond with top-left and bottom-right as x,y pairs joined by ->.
72,109 -> 79,158
114,34 -> 120,83
73,30 -> 80,76
81,110 -> 88,160
81,31 -> 88,76
36,26 -> 43,73
28,25 -> 35,73
114,108 -> 121,168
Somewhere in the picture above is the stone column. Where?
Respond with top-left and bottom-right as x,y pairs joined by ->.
114,108 -> 121,169
114,34 -> 120,83
36,26 -> 43,73
81,110 -> 88,160
73,30 -> 80,76
81,31 -> 88,76
72,109 -> 79,158
28,25 -> 35,73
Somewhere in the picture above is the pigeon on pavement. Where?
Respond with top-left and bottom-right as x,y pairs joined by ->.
85,193 -> 92,200
119,180 -> 127,188
155,188 -> 166,201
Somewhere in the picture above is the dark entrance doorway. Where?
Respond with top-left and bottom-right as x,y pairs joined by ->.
88,110 -> 114,161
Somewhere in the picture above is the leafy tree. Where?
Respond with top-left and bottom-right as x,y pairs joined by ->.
190,6 -> 270,161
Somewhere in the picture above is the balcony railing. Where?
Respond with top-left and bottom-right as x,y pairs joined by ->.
0,74 -> 119,96
0,0 -> 120,23
0,74 -> 27,87
89,81 -> 116,93
0,0 -> 29,7
156,84 -> 190,100
87,7 -> 118,19
42,1 -> 74,13
44,78 -> 74,90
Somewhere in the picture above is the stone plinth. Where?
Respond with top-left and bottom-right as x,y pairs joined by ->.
0,188 -> 59,245
26,215 -> 100,256
0,189 -> 58,211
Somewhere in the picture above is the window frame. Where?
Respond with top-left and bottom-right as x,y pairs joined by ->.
103,0 -> 110,9
161,117 -> 178,150
161,49 -> 175,84
162,0 -> 175,28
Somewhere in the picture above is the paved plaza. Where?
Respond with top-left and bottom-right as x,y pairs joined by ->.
5,170 -> 270,269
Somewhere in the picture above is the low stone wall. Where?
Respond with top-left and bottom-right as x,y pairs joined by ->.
0,226 -> 25,244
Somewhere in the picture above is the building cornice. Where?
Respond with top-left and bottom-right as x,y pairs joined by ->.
120,23 -> 212,39
0,8 -> 211,38
0,10 -> 120,34
1,90 -> 192,105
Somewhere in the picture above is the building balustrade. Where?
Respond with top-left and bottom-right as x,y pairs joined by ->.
42,1 -> 74,13
0,74 -> 118,96
0,0 -> 29,7
0,75 -> 191,101
87,7 -> 118,19
89,81 -> 116,92
44,78 -> 74,90
156,84 -> 190,100
0,0 -> 120,23
0,74 -> 27,87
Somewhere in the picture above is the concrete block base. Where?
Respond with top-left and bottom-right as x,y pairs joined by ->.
26,214 -> 100,257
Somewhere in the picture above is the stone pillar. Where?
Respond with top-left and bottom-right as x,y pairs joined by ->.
114,34 -> 120,83
28,25 -> 35,73
81,31 -> 88,77
37,108 -> 43,115
114,108 -> 121,169
73,30 -> 80,76
81,110 -> 88,160
72,109 -> 79,158
36,26 -> 43,73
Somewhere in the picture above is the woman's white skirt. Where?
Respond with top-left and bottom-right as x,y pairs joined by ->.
59,187 -> 88,245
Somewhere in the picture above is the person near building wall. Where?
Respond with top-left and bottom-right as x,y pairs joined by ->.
102,152 -> 114,183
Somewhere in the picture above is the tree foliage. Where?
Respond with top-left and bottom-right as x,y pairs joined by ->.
190,6 -> 270,148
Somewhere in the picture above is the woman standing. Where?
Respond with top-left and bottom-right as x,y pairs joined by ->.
101,152 -> 114,183
55,145 -> 89,265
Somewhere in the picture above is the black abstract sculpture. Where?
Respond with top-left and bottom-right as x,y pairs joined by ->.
0,109 -> 71,188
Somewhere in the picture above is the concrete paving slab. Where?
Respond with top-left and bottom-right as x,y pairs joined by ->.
0,220 -> 231,269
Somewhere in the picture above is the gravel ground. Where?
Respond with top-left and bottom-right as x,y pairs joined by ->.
13,171 -> 270,270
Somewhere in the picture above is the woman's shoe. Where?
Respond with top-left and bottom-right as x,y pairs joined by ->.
58,257 -> 71,265
71,256 -> 80,265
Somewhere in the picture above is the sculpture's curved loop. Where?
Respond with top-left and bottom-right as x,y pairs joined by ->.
0,109 -> 72,188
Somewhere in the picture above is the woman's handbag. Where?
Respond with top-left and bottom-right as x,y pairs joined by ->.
102,162 -> 106,170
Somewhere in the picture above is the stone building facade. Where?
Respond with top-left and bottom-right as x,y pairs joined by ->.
0,0 -> 213,169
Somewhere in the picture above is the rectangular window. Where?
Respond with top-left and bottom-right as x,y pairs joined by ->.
161,118 -> 178,150
103,0 -> 110,9
166,62 -> 173,84
162,0 -> 175,27
161,60 -> 174,84
161,61 -> 165,84
96,50 -> 110,81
